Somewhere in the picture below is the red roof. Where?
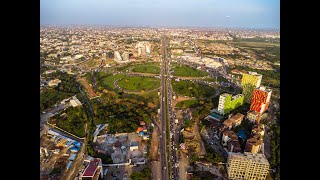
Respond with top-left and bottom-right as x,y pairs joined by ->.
82,158 -> 100,177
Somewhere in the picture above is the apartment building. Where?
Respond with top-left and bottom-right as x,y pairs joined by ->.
227,152 -> 270,180
218,93 -> 244,115
241,72 -> 263,103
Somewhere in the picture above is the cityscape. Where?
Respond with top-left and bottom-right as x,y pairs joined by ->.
40,1 -> 280,180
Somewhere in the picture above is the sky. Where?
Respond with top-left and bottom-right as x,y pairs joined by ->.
40,0 -> 280,29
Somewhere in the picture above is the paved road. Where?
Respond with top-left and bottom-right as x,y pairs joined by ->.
165,40 -> 179,180
159,35 -> 169,180
40,104 -> 66,127
201,128 -> 228,162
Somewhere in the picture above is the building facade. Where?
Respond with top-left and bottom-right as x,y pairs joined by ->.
218,93 -> 244,115
241,72 -> 263,103
227,152 -> 270,180
250,87 -> 272,114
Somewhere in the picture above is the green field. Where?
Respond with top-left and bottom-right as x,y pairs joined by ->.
175,100 -> 200,108
229,40 -> 280,63
117,76 -> 160,91
131,65 -> 161,74
172,80 -> 216,98
171,64 -> 209,77
95,72 -> 126,90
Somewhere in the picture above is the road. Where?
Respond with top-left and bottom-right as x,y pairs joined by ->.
201,128 -> 228,162
159,35 -> 169,180
165,39 -> 179,180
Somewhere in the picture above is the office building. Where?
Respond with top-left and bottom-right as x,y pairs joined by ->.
227,152 -> 270,180
241,72 -> 262,103
218,93 -> 244,115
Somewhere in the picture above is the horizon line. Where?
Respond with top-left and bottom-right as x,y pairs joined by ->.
40,24 -> 280,31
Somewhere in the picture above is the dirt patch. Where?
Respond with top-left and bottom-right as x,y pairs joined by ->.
150,127 -> 159,161
77,77 -> 98,98
173,96 -> 195,108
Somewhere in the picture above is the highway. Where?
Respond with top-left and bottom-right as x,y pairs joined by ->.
160,35 -> 179,180
159,35 -> 169,180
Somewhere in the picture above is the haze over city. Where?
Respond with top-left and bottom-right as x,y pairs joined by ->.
40,0 -> 280,29
40,1 -> 280,180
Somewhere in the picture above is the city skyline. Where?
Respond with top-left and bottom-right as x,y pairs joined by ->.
40,0 -> 280,29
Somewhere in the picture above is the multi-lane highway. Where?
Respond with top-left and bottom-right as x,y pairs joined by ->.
160,35 -> 179,180
159,35 -> 169,180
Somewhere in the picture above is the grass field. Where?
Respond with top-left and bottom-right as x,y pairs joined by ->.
172,80 -> 216,98
229,40 -> 280,63
95,72 -> 126,90
131,64 -> 161,74
117,76 -> 160,91
171,64 -> 208,77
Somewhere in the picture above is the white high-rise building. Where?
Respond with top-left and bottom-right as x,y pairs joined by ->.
114,51 -> 122,61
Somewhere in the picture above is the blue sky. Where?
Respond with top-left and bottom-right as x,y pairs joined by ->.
40,0 -> 279,29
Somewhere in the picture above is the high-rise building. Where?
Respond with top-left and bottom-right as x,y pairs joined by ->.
122,52 -> 129,61
241,72 -> 262,103
218,93 -> 244,115
136,41 -> 150,56
250,87 -> 272,114
114,51 -> 122,62
227,152 -> 270,180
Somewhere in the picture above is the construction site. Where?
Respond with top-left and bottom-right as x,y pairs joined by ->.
40,129 -> 82,180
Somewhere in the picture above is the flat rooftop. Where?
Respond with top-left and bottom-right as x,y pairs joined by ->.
209,113 -> 223,120
131,141 -> 139,147
228,152 -> 269,165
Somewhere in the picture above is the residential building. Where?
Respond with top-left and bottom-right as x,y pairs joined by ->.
80,158 -> 103,180
250,87 -> 272,114
245,137 -> 262,154
222,131 -> 238,146
246,110 -> 261,123
228,140 -> 242,153
227,152 -> 270,180
218,93 -> 244,115
228,113 -> 245,127
241,72 -> 263,103
130,141 -> 139,151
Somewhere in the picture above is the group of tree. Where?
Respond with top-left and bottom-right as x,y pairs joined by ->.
40,71 -> 80,112
52,106 -> 87,137
270,120 -> 280,180
130,167 -> 152,180
89,91 -> 157,133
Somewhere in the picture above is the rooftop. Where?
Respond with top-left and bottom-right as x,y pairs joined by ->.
82,158 -> 101,177
130,141 -> 139,147
228,152 -> 269,165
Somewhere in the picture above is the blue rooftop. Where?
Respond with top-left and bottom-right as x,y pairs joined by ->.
69,153 -> 76,161
209,113 -> 223,120
237,130 -> 247,140
131,141 -> 139,147
66,161 -> 73,169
